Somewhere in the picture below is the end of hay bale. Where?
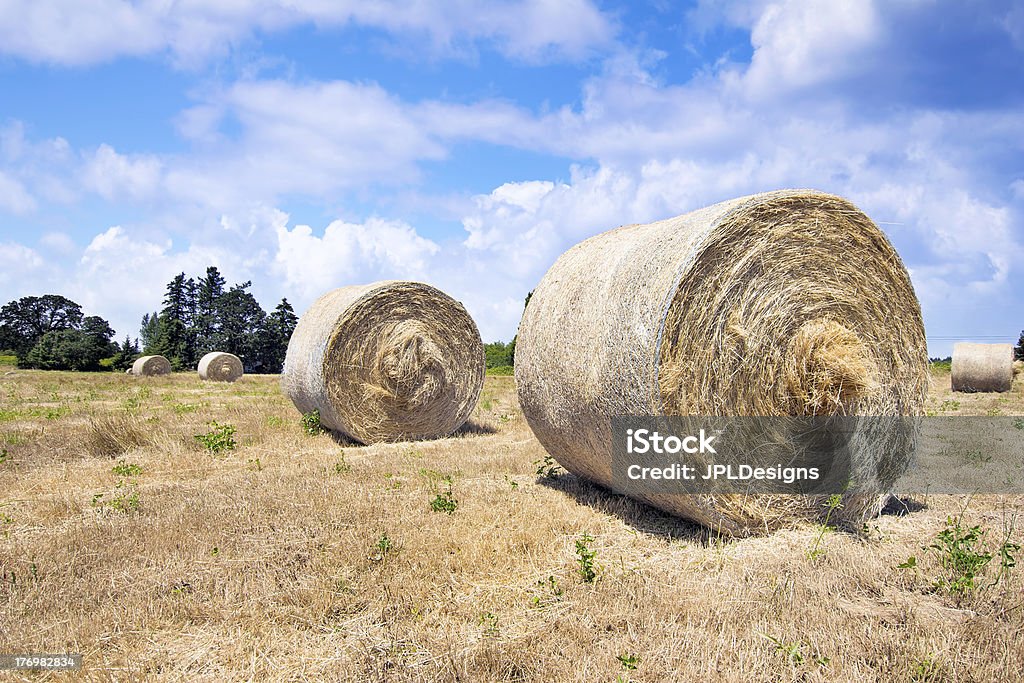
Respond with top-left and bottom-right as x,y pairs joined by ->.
783,320 -> 879,416
281,281 -> 485,444
198,352 -> 244,382
131,355 -> 172,376
951,343 -> 1013,393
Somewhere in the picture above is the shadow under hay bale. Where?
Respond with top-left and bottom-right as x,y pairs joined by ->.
131,355 -> 171,376
951,342 -> 1014,393
537,472 -> 714,544
282,281 -> 485,445
198,352 -> 244,382
516,189 -> 929,537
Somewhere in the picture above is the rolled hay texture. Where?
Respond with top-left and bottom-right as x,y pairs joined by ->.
131,355 -> 171,376
281,281 -> 485,444
951,343 -> 1014,393
516,189 -> 929,536
198,352 -> 244,382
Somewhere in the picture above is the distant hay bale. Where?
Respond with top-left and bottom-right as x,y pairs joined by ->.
198,352 -> 244,382
131,355 -> 171,376
952,343 -> 1014,393
281,281 -> 485,444
515,189 -> 928,536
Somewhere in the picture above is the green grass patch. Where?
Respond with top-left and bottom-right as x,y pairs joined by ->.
0,355 -> 16,367
486,365 -> 514,376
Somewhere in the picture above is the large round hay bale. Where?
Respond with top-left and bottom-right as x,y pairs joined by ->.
951,343 -> 1014,392
281,281 -> 485,444
198,352 -> 244,382
516,189 -> 928,536
131,355 -> 171,376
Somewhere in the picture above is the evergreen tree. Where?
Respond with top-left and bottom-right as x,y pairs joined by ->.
253,298 -> 298,373
196,266 -> 226,352
153,273 -> 197,369
111,335 -> 140,371
216,281 -> 267,370
1016,330 -> 1024,361
140,312 -> 161,352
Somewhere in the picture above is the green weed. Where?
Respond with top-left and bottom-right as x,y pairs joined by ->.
112,462 -> 143,477
478,611 -> 499,637
762,634 -> 829,668
807,494 -> 843,560
195,421 -> 237,454
534,453 -> 563,478
617,653 -> 640,672
928,511 -> 1018,594
528,575 -> 564,608
301,409 -> 325,436
575,533 -> 600,583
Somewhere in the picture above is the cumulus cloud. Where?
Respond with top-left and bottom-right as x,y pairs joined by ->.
0,0 -> 615,67
39,232 -> 77,254
83,145 -> 163,201
0,171 -> 35,213
0,242 -> 46,287
274,216 -> 441,305
737,0 -> 882,97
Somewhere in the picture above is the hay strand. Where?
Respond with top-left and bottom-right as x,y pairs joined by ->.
951,343 -> 1014,393
515,189 -> 928,536
198,352 -> 244,382
131,355 -> 171,376
281,281 -> 485,444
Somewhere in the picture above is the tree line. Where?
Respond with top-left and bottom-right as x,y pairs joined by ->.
0,266 -> 297,373
139,266 -> 297,373
0,295 -> 118,370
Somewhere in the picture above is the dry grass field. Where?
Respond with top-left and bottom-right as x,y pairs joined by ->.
1,362 -> 1022,681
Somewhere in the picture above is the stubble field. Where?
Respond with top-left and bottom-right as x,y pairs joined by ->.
1,363 -> 1022,681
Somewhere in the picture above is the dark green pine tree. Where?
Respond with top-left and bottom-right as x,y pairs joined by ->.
254,298 -> 298,373
216,281 -> 267,371
153,273 -> 197,369
111,334 -> 140,371
1016,330 -> 1024,361
139,311 -> 161,352
195,266 -> 226,353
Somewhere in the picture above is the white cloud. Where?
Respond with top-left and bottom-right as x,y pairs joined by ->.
76,225 -> 251,337
737,0 -> 881,97
0,171 -> 35,213
83,145 -> 163,201
274,216 -> 441,305
39,232 -> 76,254
0,242 -> 45,285
0,0 -> 615,67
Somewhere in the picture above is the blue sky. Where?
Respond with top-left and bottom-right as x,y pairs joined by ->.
0,1 -> 1022,356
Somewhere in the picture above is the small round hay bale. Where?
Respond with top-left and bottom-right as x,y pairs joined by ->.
515,189 -> 928,536
951,343 -> 1014,393
131,355 -> 172,376
198,352 -> 244,382
281,281 -> 485,444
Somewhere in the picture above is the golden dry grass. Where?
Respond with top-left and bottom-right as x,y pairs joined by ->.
1,367 -> 1022,681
